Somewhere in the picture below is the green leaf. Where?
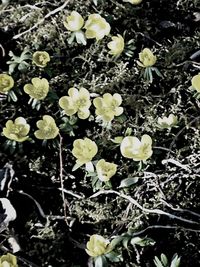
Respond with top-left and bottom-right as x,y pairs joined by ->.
105,251 -> 122,262
47,90 -> 59,101
124,127 -> 132,136
91,175 -> 99,188
144,67 -> 148,79
148,67 -> 153,83
75,31 -> 87,45
92,178 -> 103,191
110,236 -> 124,248
154,256 -> 164,267
94,256 -> 108,267
131,237 -> 155,247
85,161 -> 94,172
93,0 -> 98,5
18,61 -> 29,72
31,99 -> 40,110
115,114 -> 127,123
118,177 -> 139,188
86,172 -> 97,177
161,254 -> 168,266
153,67 -> 164,78
72,163 -> 83,172
8,63 -> 17,74
170,254 -> 181,267
111,136 -> 123,144
8,90 -> 18,102
68,32 -> 75,45
122,237 -> 130,249
130,237 -> 143,245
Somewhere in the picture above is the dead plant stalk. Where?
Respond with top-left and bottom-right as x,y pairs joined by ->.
59,133 -> 68,225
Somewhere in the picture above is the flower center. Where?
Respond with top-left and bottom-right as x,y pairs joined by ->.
39,55 -> 46,64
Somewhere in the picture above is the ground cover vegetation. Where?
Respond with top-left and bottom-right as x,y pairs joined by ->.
0,0 -> 200,266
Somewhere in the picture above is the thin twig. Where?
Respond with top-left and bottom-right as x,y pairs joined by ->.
13,0 -> 70,40
130,224 -> 200,237
17,190 -> 46,218
161,199 -> 200,219
58,133 -> 68,225
137,32 -> 162,47
89,190 -> 200,225
153,146 -> 176,154
0,44 -> 5,57
162,158 -> 191,172
58,188 -> 84,199
21,4 -> 41,10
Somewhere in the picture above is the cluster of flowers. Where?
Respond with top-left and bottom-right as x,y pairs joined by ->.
1,85 -> 123,138
59,88 -> 123,121
72,133 -> 153,180
0,48 -> 159,98
63,11 -> 125,56
2,2 -> 198,262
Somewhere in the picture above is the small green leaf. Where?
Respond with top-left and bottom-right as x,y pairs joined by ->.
124,127 -> 132,136
115,114 -> 127,123
8,90 -> 18,102
47,90 -> 59,101
85,161 -> 94,172
75,31 -> 87,45
118,177 -> 139,188
161,254 -> 168,266
8,63 -> 17,74
111,136 -> 123,144
93,0 -> 98,6
105,251 -> 122,262
131,237 -> 155,247
170,254 -> 181,267
86,172 -> 97,177
72,163 -> 83,172
122,237 -> 130,249
154,256 -> 164,267
148,67 -> 153,83
68,32 -> 75,45
91,175 -> 99,187
18,61 -> 29,72
153,67 -> 164,78
110,236 -> 124,248
94,256 -> 108,267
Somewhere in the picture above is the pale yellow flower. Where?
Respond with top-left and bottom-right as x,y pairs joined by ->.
157,114 -> 178,129
84,14 -> 111,41
96,159 -> 117,182
93,93 -> 123,122
0,74 -> 14,94
64,11 -> 84,32
34,115 -> 59,140
107,34 -> 124,56
24,78 -> 49,100
191,74 -> 200,93
120,134 -> 153,161
59,87 -> 91,119
72,137 -> 98,166
85,234 -> 112,257
137,48 -> 157,67
0,253 -> 18,267
3,117 -> 30,142
32,51 -> 50,68
123,0 -> 142,4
